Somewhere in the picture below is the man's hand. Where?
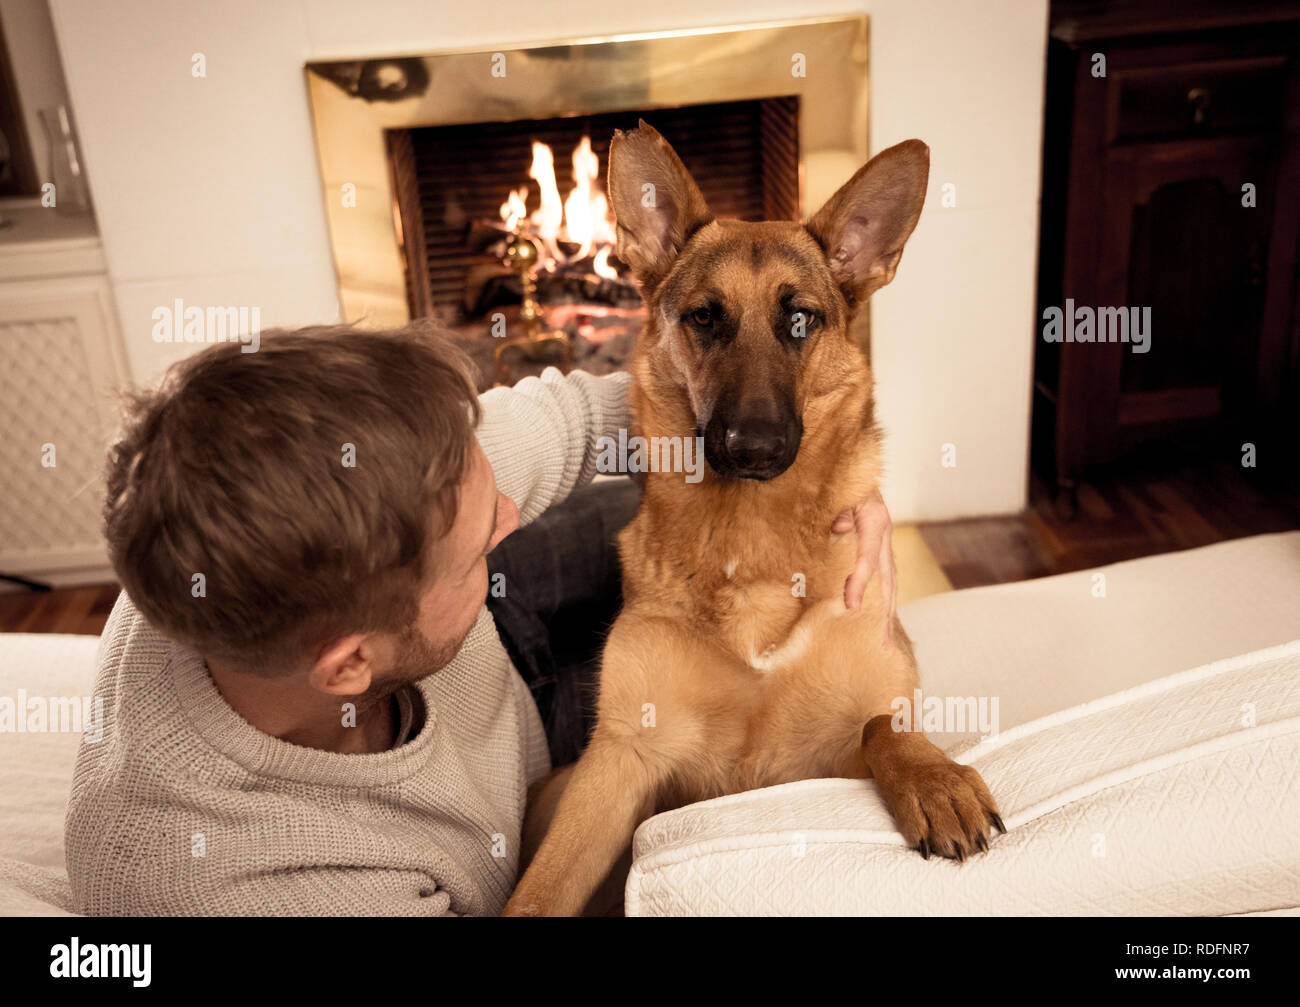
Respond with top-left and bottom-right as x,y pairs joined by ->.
834,490 -> 898,640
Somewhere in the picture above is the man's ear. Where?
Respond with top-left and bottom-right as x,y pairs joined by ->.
607,120 -> 713,289
308,633 -> 373,697
806,139 -> 929,304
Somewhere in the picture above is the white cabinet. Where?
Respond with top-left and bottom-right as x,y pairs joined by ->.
0,206 -> 127,585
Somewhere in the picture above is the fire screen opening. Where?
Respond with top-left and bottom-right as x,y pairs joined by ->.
388,98 -> 799,323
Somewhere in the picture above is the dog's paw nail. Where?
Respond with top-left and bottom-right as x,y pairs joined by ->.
954,844 -> 966,863
990,812 -> 1006,835
918,838 -> 931,860
976,834 -> 989,853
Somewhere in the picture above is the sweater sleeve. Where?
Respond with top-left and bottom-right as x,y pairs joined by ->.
475,367 -> 632,525
210,868 -> 462,918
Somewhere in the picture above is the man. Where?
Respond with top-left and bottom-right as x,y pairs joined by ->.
65,321 -> 895,916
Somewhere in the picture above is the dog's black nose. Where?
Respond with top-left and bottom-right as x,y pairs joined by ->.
704,409 -> 802,481
724,422 -> 788,465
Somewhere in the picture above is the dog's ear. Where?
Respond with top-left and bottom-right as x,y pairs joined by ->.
607,121 -> 713,289
807,139 -> 929,304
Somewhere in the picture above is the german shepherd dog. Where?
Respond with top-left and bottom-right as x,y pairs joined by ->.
503,123 -> 1002,917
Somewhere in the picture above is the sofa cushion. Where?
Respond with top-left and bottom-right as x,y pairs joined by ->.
0,631 -> 101,914
626,639 -> 1300,915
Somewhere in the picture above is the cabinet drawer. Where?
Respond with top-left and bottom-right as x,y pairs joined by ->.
1112,58 -> 1287,141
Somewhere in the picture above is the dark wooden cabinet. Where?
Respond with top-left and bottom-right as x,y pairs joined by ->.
1035,2 -> 1300,501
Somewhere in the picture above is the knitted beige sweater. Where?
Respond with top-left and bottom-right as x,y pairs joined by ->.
65,367 -> 632,916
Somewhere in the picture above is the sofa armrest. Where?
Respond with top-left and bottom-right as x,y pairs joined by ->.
626,640 -> 1300,916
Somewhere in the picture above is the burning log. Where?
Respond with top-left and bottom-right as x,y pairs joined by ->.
465,218 -> 513,255
466,264 -> 641,317
493,135 -> 621,278
463,134 -> 640,322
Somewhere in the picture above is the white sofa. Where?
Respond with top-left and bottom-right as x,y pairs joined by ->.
627,531 -> 1300,916
3,532 -> 1299,916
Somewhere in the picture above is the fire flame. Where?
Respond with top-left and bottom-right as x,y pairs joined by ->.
528,141 -> 564,263
592,247 -> 616,280
502,135 -> 620,281
499,187 -> 528,231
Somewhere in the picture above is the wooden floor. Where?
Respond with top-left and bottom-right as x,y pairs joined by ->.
918,444 -> 1300,589
0,582 -> 120,635
4,445 -> 1298,634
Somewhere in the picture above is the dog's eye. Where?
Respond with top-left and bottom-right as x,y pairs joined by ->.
689,306 -> 713,327
790,310 -> 819,334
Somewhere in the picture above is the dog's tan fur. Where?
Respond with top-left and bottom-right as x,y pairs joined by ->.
503,124 -> 1001,917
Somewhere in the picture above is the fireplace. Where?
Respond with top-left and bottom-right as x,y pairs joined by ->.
304,17 -> 869,387
390,98 -> 800,318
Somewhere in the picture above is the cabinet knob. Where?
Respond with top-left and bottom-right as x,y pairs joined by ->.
1187,87 -> 1212,126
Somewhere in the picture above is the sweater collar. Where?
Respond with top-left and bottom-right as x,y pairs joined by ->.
168,610 -> 497,786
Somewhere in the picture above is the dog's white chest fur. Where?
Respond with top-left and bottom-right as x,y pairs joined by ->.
745,597 -> 848,674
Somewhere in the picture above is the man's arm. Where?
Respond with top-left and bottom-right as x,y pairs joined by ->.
214,868 -> 462,917
476,367 -> 632,525
70,853 -> 463,917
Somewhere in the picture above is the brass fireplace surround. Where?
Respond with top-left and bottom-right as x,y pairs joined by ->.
305,15 -> 869,326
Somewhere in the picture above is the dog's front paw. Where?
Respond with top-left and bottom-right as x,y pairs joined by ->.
877,758 -> 1005,862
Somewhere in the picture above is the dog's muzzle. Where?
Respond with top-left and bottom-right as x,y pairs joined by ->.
702,415 -> 803,481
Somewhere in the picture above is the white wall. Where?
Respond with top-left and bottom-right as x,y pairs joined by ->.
48,0 -> 1047,521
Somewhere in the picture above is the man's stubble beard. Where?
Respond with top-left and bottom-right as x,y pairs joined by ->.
355,619 -> 469,712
